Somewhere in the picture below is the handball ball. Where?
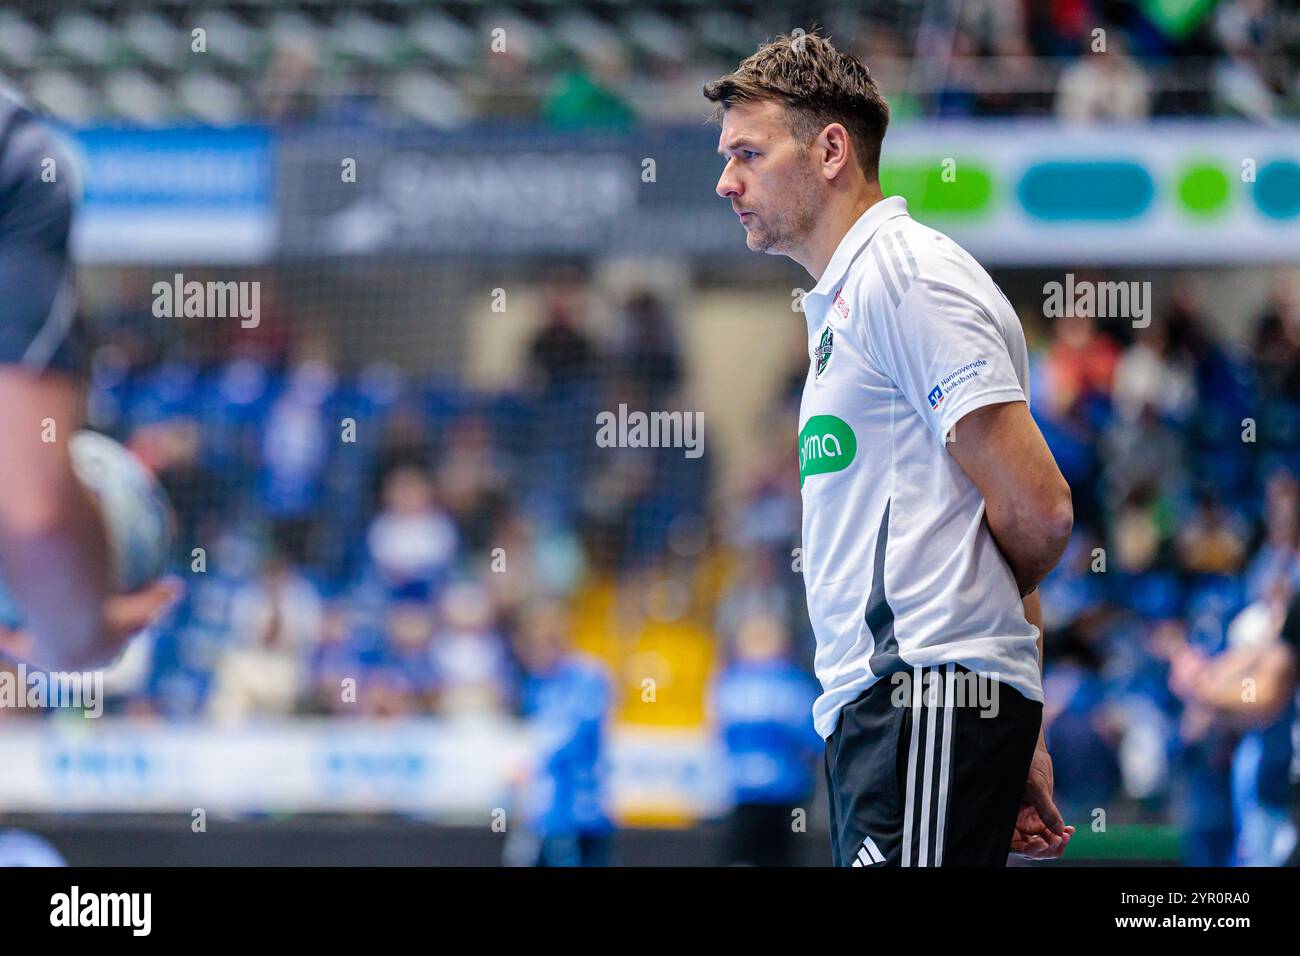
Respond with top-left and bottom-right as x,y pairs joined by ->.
69,430 -> 176,593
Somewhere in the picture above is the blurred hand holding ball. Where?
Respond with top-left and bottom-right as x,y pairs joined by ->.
0,431 -> 177,641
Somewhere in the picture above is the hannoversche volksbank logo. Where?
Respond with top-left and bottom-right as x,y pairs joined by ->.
798,414 -> 857,487
928,359 -> 988,412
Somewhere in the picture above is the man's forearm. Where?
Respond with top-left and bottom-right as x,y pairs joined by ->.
0,372 -> 117,669
0,480 -> 114,669
985,508 -> 1070,597
945,401 -> 1072,597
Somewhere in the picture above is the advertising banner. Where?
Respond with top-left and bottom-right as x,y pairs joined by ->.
276,121 -> 1300,265
0,719 -> 729,822
69,125 -> 276,263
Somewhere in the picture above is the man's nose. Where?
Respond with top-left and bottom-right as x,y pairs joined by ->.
716,163 -> 741,200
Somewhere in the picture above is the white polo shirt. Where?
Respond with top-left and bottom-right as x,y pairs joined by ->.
798,196 -> 1043,739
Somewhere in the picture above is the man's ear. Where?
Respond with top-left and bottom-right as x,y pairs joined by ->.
818,123 -> 854,181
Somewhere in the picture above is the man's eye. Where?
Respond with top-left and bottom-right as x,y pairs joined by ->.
743,150 -> 757,160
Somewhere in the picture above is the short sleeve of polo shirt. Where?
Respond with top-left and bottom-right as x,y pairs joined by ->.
868,272 -> 1027,443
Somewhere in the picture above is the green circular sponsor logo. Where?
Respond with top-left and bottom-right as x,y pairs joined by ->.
798,415 -> 858,487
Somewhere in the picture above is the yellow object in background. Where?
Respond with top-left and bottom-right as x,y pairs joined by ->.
571,575 -> 717,727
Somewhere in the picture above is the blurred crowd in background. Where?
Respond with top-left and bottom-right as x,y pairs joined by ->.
0,0 -> 1298,128
2,262 -> 1297,862
1027,269 -> 1300,865
0,0 -> 1298,865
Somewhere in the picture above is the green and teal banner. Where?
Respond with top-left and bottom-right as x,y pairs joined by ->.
879,120 -> 1300,265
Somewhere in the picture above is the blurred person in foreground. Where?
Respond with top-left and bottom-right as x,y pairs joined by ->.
1168,586 -> 1300,866
0,828 -> 66,866
711,613 -> 820,866
706,33 -> 1073,866
0,81 -> 177,670
504,601 -> 613,867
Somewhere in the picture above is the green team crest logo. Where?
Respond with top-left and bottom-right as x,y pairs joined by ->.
798,415 -> 857,487
814,325 -> 834,377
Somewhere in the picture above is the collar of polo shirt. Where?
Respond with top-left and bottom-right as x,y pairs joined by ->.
804,195 -> 911,323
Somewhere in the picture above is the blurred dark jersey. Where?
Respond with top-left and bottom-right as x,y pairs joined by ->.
1283,595 -> 1300,656
0,86 -> 83,375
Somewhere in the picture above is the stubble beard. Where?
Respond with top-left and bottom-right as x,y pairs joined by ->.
748,165 -> 822,257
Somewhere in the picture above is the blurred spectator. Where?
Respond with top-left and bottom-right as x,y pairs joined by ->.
710,613 -> 819,866
1245,470 -> 1300,603
1100,415 -> 1187,543
526,284 -> 603,526
372,600 -> 440,716
206,550 -> 323,722
435,415 -> 508,554
1044,311 -> 1120,419
462,25 -> 541,121
527,290 -> 597,396
366,465 -> 458,599
1056,32 -> 1151,121
613,290 -> 682,410
504,600 -> 614,867
432,582 -> 510,716
1112,322 -> 1197,426
1042,625 -> 1123,820
1213,0 -> 1285,119
1253,269 -> 1300,401
1107,484 -> 1168,575
259,36 -> 321,123
1175,493 -> 1250,576
307,601 -> 364,715
715,547 -> 797,661
259,350 -> 336,564
543,48 -> 637,129
482,508 -> 584,617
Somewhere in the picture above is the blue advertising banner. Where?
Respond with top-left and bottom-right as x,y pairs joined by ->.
68,125 -> 276,263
